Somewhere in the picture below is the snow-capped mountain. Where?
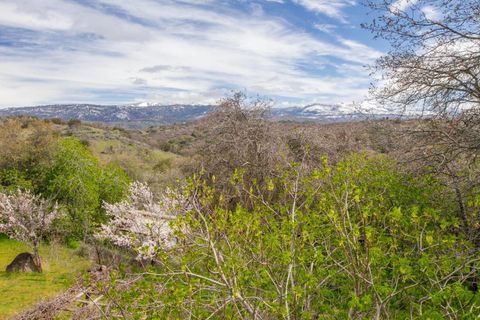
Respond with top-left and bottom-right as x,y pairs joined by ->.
271,103 -> 398,122
0,104 -> 215,127
0,102 -> 399,128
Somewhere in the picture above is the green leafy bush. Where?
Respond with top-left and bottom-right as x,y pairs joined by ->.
45,138 -> 130,238
101,154 -> 479,319
100,162 -> 131,205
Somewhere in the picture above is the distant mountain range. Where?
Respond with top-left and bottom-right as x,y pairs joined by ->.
0,103 -> 399,128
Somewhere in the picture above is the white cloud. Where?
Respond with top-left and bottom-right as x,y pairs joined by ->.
293,0 -> 355,20
422,5 -> 440,20
0,0 -> 381,107
314,23 -> 336,33
390,0 -> 418,13
0,1 -> 73,31
250,3 -> 264,16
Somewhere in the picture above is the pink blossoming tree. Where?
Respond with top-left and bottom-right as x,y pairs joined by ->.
0,190 -> 60,272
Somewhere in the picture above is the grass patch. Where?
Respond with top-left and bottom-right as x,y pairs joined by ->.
0,236 -> 91,319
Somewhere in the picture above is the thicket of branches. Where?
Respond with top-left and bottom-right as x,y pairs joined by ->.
91,154 -> 478,319
364,0 -> 480,286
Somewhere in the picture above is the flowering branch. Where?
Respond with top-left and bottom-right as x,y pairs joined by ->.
97,182 -> 189,260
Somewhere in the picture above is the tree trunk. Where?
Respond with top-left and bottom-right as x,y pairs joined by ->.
33,244 -> 42,273
451,182 -> 479,292
453,185 -> 468,233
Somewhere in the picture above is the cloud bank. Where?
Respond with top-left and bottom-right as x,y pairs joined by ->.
0,0 -> 382,107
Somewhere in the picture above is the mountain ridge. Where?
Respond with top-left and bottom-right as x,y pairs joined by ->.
0,103 -> 399,128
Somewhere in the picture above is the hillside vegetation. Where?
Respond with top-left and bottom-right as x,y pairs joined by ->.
1,89 -> 480,318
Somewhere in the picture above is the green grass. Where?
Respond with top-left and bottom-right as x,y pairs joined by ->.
0,236 -> 91,319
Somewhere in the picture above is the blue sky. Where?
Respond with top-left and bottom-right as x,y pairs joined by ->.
0,0 -> 390,107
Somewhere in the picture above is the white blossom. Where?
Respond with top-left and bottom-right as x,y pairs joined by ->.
97,182 -> 189,260
0,189 -> 60,251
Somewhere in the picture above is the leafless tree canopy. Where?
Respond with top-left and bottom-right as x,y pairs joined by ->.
199,92 -> 286,198
363,0 -> 480,116
363,0 -> 480,205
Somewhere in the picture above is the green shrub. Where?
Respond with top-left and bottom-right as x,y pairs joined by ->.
0,168 -> 33,192
101,154 -> 478,319
67,119 -> 81,127
49,118 -> 66,125
153,158 -> 172,172
45,138 -> 130,238
99,162 -> 131,205
65,237 -> 81,249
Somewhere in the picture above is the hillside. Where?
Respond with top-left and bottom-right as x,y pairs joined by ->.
0,105 -> 479,319
58,122 -> 187,192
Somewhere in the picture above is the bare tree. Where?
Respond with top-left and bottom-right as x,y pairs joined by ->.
363,0 -> 480,116
0,190 -> 60,272
363,0 -> 480,291
363,0 -> 480,219
199,92 -> 286,204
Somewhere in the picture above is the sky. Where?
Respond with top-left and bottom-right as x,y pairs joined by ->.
0,0 -> 389,107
